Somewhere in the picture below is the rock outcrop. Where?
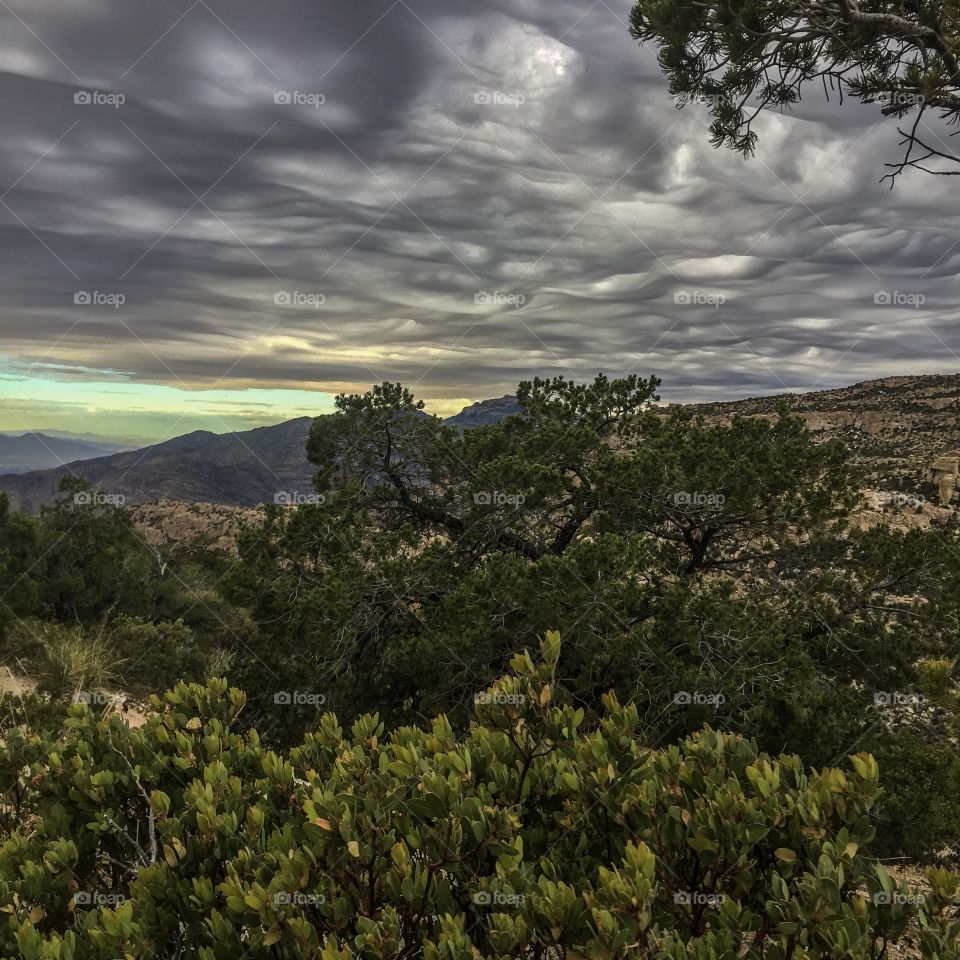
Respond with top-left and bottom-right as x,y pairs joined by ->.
927,449 -> 960,505
131,500 -> 264,555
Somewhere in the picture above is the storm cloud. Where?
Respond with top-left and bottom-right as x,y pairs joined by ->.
1,0 -> 959,423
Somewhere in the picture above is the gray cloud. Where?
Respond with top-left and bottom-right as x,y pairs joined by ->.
1,0 -> 959,418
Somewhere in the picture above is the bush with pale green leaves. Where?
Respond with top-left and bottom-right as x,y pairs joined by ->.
2,633 -> 958,959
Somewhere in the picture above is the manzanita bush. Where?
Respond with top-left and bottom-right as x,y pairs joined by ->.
2,633 -> 958,959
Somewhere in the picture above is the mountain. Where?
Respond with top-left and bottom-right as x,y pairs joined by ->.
0,402 -> 530,513
3,375 -> 960,513
443,396 -> 522,430
0,433 -> 133,474
0,418 -> 315,513
17,429 -> 145,445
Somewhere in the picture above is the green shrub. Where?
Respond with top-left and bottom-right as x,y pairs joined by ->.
872,732 -> 960,863
2,634 -> 958,959
101,617 -> 207,696
918,658 -> 958,703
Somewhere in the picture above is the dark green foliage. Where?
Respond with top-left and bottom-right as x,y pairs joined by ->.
602,409 -> 855,574
0,492 -> 40,638
306,374 -> 661,563
0,480 -> 243,702
31,478 -> 156,624
873,732 -> 960,862
98,617 -> 207,696
213,375 -> 960,861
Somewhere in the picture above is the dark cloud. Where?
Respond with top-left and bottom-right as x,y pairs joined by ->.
1,0 -> 959,418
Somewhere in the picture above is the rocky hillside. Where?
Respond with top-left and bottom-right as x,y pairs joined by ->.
683,374 -> 960,471
131,501 -> 264,555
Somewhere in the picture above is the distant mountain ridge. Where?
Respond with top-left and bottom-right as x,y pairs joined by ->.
0,432 -> 132,474
2,375 -> 959,512
0,418 -> 316,513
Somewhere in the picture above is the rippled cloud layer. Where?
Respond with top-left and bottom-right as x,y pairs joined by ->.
1,0 -> 958,438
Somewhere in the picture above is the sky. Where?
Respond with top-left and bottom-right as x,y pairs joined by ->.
0,0 -> 959,443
